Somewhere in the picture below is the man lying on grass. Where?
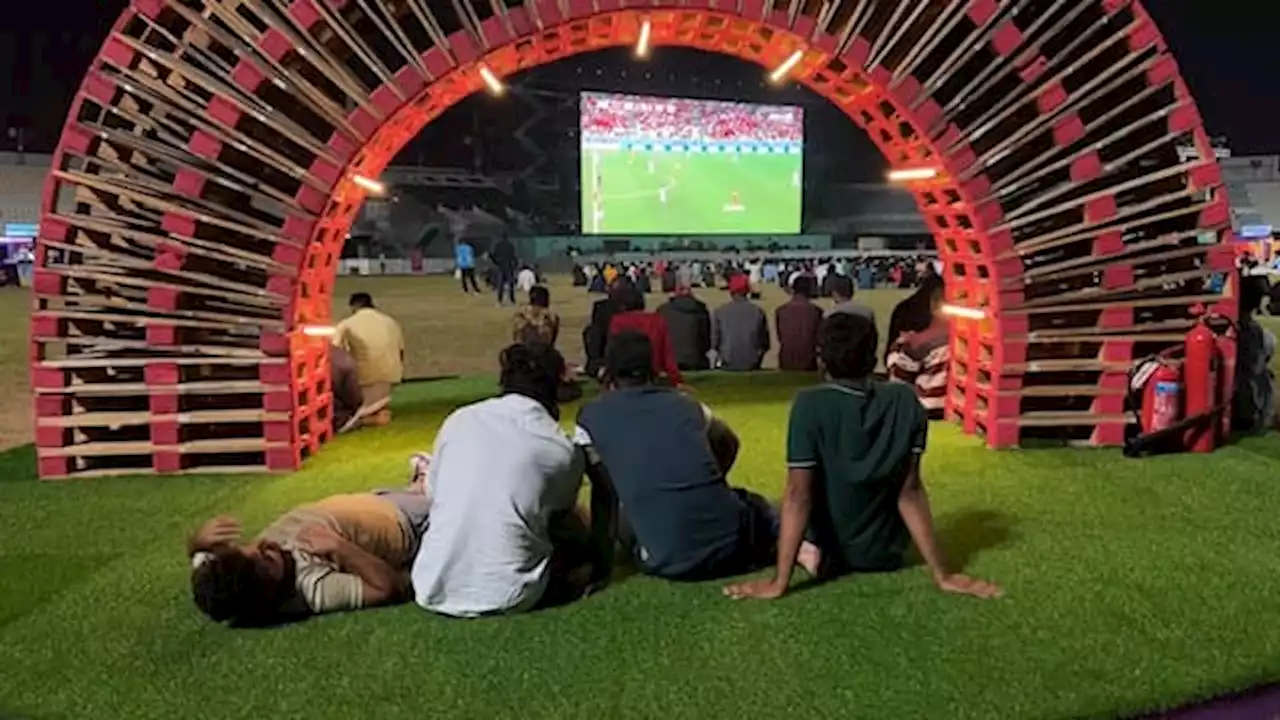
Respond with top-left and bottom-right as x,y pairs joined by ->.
574,331 -> 821,581
187,474 -> 431,625
411,343 -> 611,617
724,313 -> 1002,602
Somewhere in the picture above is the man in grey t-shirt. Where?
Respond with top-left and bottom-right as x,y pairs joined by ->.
827,274 -> 876,325
711,275 -> 770,371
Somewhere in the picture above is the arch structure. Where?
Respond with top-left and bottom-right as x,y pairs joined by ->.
31,0 -> 1233,478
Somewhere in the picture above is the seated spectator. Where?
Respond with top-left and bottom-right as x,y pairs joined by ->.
886,275 -> 945,366
513,286 -> 561,347
583,277 -> 630,377
334,293 -> 405,426
609,283 -> 684,386
827,275 -> 876,325
712,274 -> 770,371
724,314 -> 1002,601
575,332 -> 819,581
517,264 -> 538,294
775,275 -> 824,372
886,282 -> 950,419
658,282 -> 712,371
1235,275 -> 1276,434
412,344 -> 609,617
330,345 -> 364,434
188,483 -> 431,625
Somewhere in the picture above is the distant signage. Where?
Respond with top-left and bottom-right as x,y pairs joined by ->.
3,222 -> 37,238
1238,225 -> 1274,240
1177,146 -> 1232,163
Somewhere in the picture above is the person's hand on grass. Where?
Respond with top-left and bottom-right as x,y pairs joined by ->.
934,573 -> 1003,600
190,516 -> 241,554
296,525 -> 346,561
723,577 -> 785,601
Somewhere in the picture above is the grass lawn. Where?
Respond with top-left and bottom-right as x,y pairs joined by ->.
3,277 -> 1280,718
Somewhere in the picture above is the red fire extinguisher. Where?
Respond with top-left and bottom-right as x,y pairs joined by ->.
1141,361 -> 1183,433
1183,320 -> 1220,453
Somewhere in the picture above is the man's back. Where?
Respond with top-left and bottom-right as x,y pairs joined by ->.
786,380 -> 926,572
336,308 -> 404,385
413,395 -> 583,617
658,295 -> 711,371
713,298 -> 768,371
828,299 -> 877,325
775,298 -> 823,371
576,387 -> 741,578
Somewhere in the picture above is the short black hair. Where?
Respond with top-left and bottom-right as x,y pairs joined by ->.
831,275 -> 854,300
1242,275 -> 1269,315
605,331 -> 654,386
349,292 -> 374,309
191,548 -> 292,627
792,275 -> 815,298
819,313 -> 878,380
613,283 -> 645,312
529,285 -> 550,308
499,343 -> 565,417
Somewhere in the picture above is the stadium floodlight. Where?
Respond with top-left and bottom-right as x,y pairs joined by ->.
941,303 -> 986,320
886,167 -> 939,182
478,65 -> 505,96
351,174 -> 386,195
636,18 -> 652,58
301,324 -> 337,338
768,50 -> 804,84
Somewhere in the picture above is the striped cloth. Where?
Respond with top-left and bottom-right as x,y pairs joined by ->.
886,322 -> 950,419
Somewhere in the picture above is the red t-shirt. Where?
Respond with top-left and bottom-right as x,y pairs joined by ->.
609,311 -> 684,385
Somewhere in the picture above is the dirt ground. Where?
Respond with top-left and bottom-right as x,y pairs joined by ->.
1,276 -> 910,450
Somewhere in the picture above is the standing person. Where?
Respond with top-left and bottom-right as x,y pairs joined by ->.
490,236 -> 518,306
411,344 -> 609,617
574,332 -> 820,581
334,293 -> 405,426
712,274 -> 770,371
455,239 -> 480,294
658,281 -> 712,371
827,274 -> 876,325
609,283 -> 684,386
724,313 -> 1002,602
775,276 -> 824,372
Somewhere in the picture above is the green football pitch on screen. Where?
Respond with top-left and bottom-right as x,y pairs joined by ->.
581,148 -> 802,235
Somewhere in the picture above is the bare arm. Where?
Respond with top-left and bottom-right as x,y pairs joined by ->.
897,458 -> 1003,599
298,526 -> 406,607
584,455 -> 618,586
724,468 -> 814,600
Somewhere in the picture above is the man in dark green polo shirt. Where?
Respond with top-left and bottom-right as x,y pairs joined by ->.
574,331 -> 820,581
725,313 -> 1001,601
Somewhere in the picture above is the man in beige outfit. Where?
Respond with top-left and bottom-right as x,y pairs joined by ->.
333,292 -> 404,426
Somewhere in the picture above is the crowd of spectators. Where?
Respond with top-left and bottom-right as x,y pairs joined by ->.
582,94 -> 802,144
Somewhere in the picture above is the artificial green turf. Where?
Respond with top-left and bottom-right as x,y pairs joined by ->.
582,147 -> 801,234
3,371 -> 1280,719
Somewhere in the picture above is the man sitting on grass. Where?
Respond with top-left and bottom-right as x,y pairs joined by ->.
725,313 -> 1002,601
412,343 -> 609,617
187,479 -> 431,625
574,332 -> 820,581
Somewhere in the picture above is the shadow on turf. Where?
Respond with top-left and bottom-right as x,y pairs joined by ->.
930,509 -> 1018,571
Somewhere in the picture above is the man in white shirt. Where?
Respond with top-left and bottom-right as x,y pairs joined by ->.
516,265 -> 538,294
412,344 -> 609,617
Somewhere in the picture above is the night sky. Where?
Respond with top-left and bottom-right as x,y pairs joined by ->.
0,1 -> 1269,159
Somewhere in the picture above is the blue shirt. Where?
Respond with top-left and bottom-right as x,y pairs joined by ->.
455,243 -> 475,270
